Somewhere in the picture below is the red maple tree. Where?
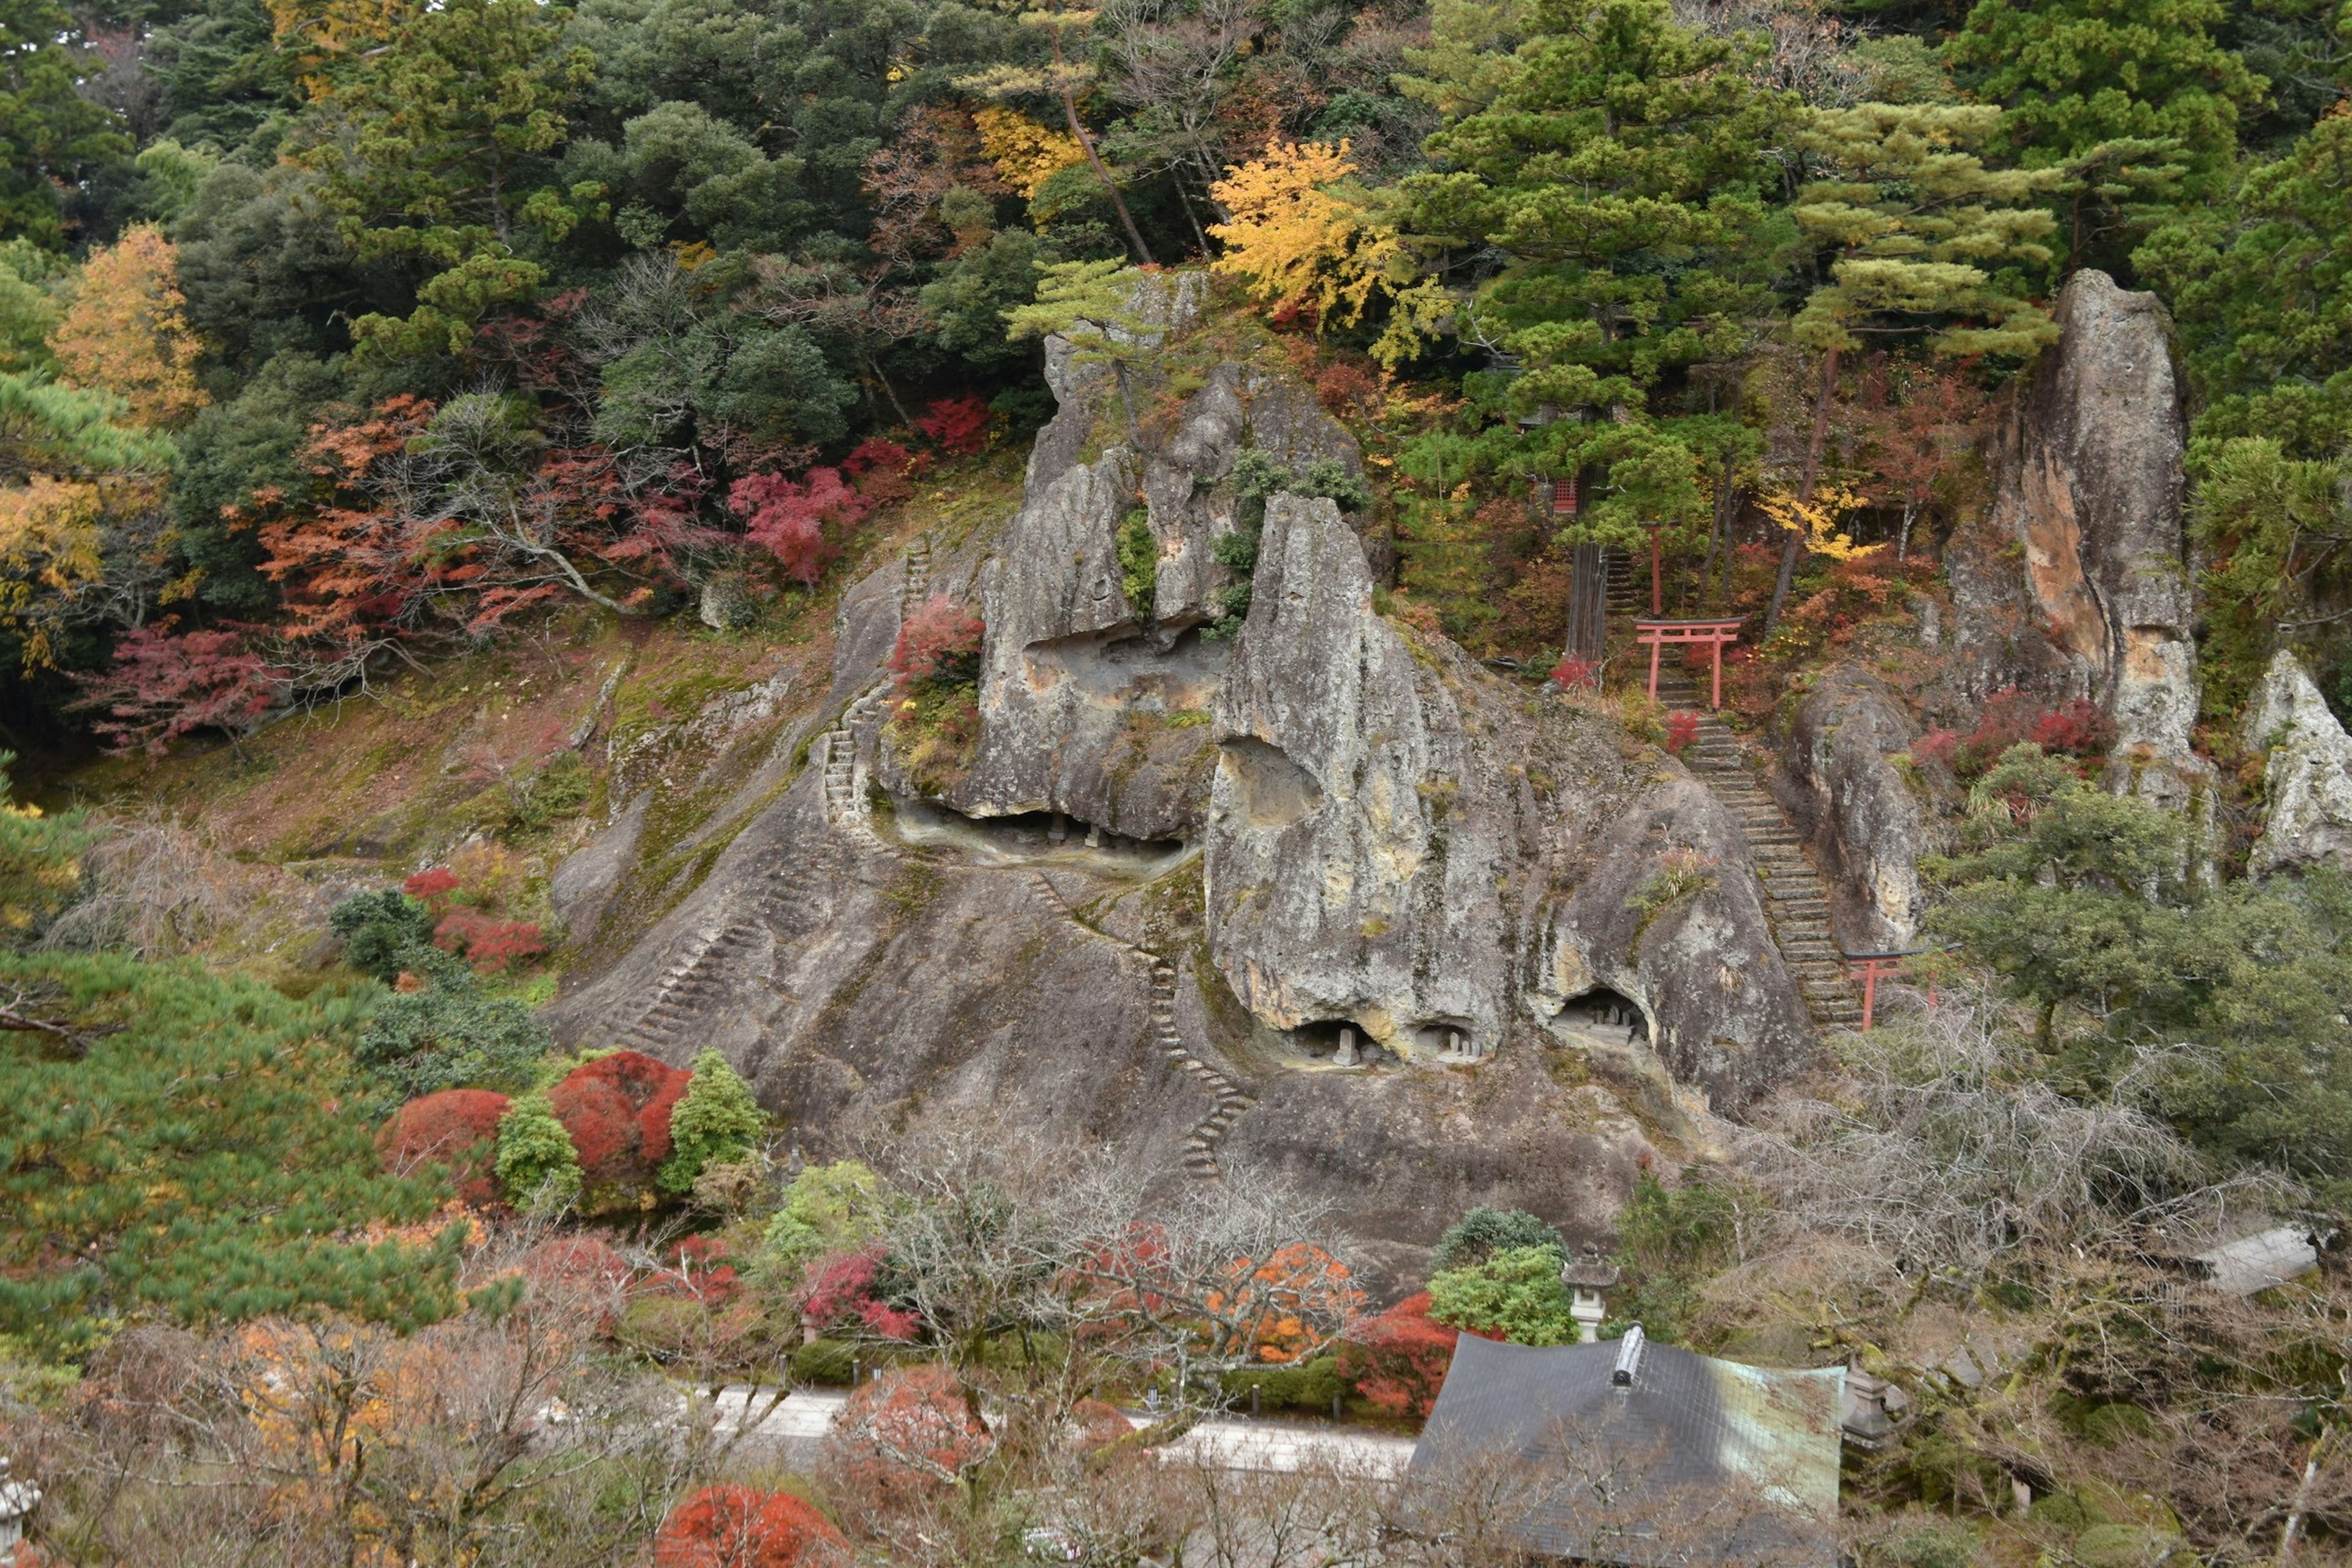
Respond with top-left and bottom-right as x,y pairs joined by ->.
728,467 -> 873,586
654,1485 -> 849,1568
377,1088 -> 511,1206
1338,1291 -> 1458,1419
70,622 -> 281,755
915,395 -> 991,456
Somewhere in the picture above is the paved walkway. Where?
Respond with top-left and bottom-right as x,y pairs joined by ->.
697,1385 -> 1415,1477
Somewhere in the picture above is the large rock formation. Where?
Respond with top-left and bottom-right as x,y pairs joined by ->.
547,285 -> 1820,1273
1776,668 -> 1936,951
1947,269 -> 2211,812
2244,651 -> 2352,876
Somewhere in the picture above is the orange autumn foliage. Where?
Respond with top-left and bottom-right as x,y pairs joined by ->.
52,227 -> 205,429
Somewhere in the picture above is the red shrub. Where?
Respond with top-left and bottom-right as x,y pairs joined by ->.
524,1234 -> 633,1293
728,467 -> 873,586
548,1050 -> 692,1191
837,1365 -> 993,1483
403,866 -> 459,906
1938,688 -> 2119,778
654,1485 -> 848,1568
887,594 -> 984,692
641,1233 -> 743,1304
843,437 -> 918,505
378,1088 -> 509,1205
1664,711 -> 1700,755
1550,655 -> 1599,690
70,624 -> 279,756
802,1246 -> 919,1341
431,907 -> 547,973
1339,1291 -> 1458,1420
916,394 -> 991,455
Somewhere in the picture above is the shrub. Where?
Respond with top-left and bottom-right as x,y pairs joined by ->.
801,1246 -> 919,1341
1427,1243 -> 1577,1344
1432,1207 -> 1564,1272
1221,1352 -> 1346,1415
1550,654 -> 1599,689
1664,710 -> 1700,755
355,947 -> 552,1098
431,907 -> 548,973
328,888 -> 435,984
916,394 -> 992,454
1610,1171 -> 1747,1342
1340,1291 -> 1458,1419
887,594 -> 984,692
1117,507 -> 1157,616
1925,688 -> 2119,779
378,1088 -> 510,1205
728,467 -> 872,586
494,1092 -> 582,1208
654,1484 -> 848,1568
403,867 -> 459,906
660,1049 -> 767,1193
547,1049 -> 693,1193
837,1364 -> 993,1482
762,1160 -> 891,1278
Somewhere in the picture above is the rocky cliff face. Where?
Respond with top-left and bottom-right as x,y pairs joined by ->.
1948,268 -> 2211,812
546,289 -> 1818,1273
2244,651 -> 2352,876
1777,668 -> 1936,951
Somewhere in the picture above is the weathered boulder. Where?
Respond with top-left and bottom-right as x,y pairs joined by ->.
1207,493 -> 1813,1111
1948,269 -> 2211,815
1777,668 -> 1937,950
2244,650 -> 2352,876
946,281 -> 1359,843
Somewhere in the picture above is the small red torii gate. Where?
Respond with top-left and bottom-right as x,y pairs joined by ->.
1634,617 -> 1744,709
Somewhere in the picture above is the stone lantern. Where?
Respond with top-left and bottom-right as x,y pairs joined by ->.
1560,1243 -> 1621,1344
0,1457 -> 39,1564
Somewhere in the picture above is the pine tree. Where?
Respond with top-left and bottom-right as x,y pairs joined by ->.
303,0 -> 599,358
658,1048 -> 766,1193
1771,102 -> 2061,628
0,951 -> 466,1356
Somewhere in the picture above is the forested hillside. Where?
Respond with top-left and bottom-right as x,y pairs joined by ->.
2,0 -> 2352,1561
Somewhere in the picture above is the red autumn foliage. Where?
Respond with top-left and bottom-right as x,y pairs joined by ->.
1664,711 -> 1700,755
654,1484 -> 849,1568
886,594 -> 984,692
801,1246 -> 919,1341
71,624 -> 281,756
548,1050 -> 693,1189
1915,688 -> 2118,779
431,907 -> 548,973
837,1365 -> 993,1483
404,867 -> 459,907
1550,654 -> 1599,690
728,467 -> 873,586
523,1234 -> 633,1295
842,436 -> 920,505
914,394 -> 991,455
378,1088 -> 510,1206
642,1234 -> 743,1304
1339,1291 -> 1458,1420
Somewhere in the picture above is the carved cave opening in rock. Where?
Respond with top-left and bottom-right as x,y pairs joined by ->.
1553,986 -> 1651,1047
1021,624 -> 1230,711
1219,737 -> 1323,829
1403,1017 -> 1484,1061
1288,1017 -> 1392,1066
883,797 -> 1190,876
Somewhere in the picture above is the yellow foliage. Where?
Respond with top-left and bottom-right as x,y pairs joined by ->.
1208,139 -> 1448,367
973,105 -> 1085,198
0,475 -> 104,669
1757,481 -> 1869,561
267,0 -> 417,97
53,227 -> 206,429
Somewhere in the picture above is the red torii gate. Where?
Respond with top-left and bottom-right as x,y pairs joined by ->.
1634,617 -> 1744,709
1840,949 -> 1940,1031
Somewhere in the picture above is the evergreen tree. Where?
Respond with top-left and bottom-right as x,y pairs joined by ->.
0,952 -> 465,1356
354,944 -> 552,1100
0,0 -> 131,250
658,1047 -> 766,1193
302,0 -> 600,357
494,1090 -> 582,1208
1426,1243 -> 1579,1344
1396,0 -> 1792,540
1771,102 -> 2060,627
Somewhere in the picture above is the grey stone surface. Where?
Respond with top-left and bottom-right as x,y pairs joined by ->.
2244,650 -> 2352,876
1778,668 -> 1937,950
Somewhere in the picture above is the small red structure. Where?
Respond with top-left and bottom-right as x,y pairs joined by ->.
1549,475 -> 1578,516
1634,618 -> 1744,708
1841,951 -> 1923,1031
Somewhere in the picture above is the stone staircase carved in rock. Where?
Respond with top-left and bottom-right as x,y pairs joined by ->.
1025,870 -> 1256,1183
1656,671 -> 1863,1031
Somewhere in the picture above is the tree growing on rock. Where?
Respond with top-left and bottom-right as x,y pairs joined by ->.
660,1049 -> 767,1193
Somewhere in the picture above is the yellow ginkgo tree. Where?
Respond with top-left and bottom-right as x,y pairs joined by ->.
1208,138 -> 1450,368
